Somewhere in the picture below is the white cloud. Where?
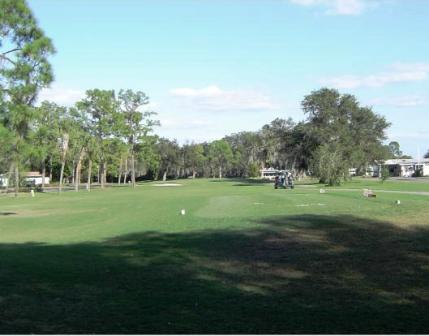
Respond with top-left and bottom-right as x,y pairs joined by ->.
38,86 -> 85,106
170,85 -> 277,112
289,0 -> 374,16
368,95 -> 428,108
321,62 -> 429,89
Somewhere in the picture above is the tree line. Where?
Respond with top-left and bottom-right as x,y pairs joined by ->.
2,85 -> 399,193
1,0 -> 406,196
153,87 -> 394,186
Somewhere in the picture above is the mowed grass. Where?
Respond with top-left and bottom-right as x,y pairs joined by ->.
1,178 -> 429,333
334,178 -> 429,192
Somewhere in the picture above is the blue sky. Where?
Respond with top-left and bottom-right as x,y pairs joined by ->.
29,0 -> 429,158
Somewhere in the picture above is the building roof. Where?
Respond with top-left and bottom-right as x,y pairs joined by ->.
383,158 -> 429,165
260,167 -> 278,172
24,171 -> 43,177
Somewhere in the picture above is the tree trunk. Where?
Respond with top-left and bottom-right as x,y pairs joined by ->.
42,160 -> 46,191
49,156 -> 53,181
6,162 -> 13,194
219,166 -> 222,179
118,158 -> 122,185
14,164 -> 19,197
59,133 -> 69,193
100,162 -> 106,189
162,170 -> 167,181
131,151 -> 136,188
59,159 -> 66,193
75,148 -> 85,192
71,160 -> 75,185
100,163 -> 104,189
123,159 -> 128,184
74,166 -> 78,192
87,159 -> 92,192
192,169 -> 196,179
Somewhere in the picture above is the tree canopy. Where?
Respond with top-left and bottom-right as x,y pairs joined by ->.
302,88 -> 390,184
1,0 -> 55,194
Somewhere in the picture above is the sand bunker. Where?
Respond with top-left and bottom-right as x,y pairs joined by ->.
152,183 -> 183,187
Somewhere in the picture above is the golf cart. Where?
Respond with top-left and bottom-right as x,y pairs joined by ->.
274,170 -> 294,189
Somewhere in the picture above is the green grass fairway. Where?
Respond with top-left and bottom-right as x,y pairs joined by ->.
1,178 -> 429,333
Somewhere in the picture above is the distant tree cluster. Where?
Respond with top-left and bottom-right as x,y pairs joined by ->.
1,88 -> 160,194
147,88 -> 392,186
386,141 -> 412,159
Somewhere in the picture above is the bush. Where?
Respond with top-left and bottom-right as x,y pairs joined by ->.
380,167 -> 390,183
412,168 -> 423,178
248,163 -> 260,178
311,144 -> 348,186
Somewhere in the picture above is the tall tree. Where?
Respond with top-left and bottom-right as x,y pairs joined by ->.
385,141 -> 412,159
76,89 -> 118,189
208,140 -> 233,179
58,131 -> 69,192
388,141 -> 402,158
0,123 -> 14,188
118,89 -> 159,188
289,122 -> 314,176
0,0 -> 55,195
225,131 -> 263,177
53,106 -> 73,193
155,138 -> 179,181
260,118 -> 295,169
302,88 -> 389,185
67,109 -> 90,192
31,101 -> 63,190
183,143 -> 206,179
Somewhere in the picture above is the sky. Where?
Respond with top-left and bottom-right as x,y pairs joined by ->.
28,0 -> 429,158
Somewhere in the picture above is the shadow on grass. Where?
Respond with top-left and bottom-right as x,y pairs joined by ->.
1,214 -> 429,333
233,183 -> 267,187
0,212 -> 16,216
210,178 -> 272,187
209,177 -> 322,188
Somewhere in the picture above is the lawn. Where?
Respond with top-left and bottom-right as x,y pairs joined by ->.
1,178 -> 429,333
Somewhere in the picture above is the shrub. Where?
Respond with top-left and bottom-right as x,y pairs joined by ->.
311,144 -> 348,186
380,166 -> 390,183
413,168 -> 423,178
248,163 -> 260,178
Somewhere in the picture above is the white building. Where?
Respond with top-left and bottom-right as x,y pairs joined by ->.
366,165 -> 380,177
381,158 -> 429,177
260,167 -> 289,180
260,167 -> 279,180
0,174 -> 8,187
24,172 -> 50,186
348,166 -> 379,177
